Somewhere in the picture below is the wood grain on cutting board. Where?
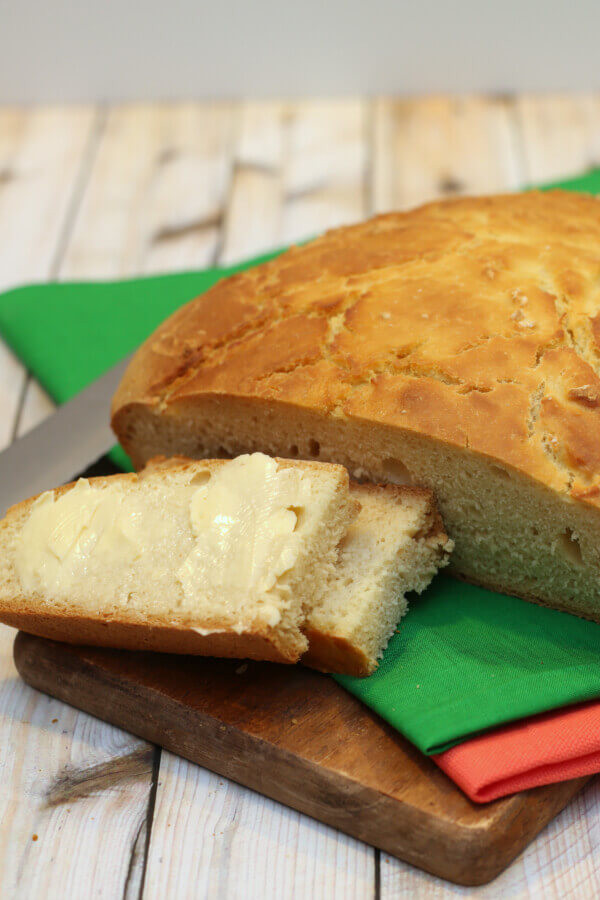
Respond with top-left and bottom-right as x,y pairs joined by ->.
14,632 -> 590,887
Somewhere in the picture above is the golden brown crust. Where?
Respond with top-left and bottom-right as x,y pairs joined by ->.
301,627 -> 373,677
1,610 -> 296,663
112,190 -> 600,508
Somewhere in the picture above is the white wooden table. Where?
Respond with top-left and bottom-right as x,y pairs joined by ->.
1,96 -> 600,899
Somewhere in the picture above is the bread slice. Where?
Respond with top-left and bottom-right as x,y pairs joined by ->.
112,191 -> 600,623
303,484 -> 453,676
0,455 -> 357,664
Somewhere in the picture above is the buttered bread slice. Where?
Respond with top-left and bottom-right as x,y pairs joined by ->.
0,454 -> 357,664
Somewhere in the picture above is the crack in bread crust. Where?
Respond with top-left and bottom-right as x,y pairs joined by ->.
113,191 -> 600,508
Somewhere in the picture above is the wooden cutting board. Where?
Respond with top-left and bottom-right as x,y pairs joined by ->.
14,631 -> 590,887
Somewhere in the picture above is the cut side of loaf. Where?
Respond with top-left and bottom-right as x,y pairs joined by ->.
0,455 -> 357,664
303,484 -> 453,676
112,191 -> 600,622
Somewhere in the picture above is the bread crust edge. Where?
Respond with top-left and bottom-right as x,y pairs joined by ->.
2,610 -> 298,664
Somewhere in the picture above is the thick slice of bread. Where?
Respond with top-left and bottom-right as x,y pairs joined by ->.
0,455 -> 357,664
303,484 -> 452,676
112,190 -> 600,622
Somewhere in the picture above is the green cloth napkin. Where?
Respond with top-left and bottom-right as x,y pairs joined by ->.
0,249 -> 283,471
337,576 -> 600,753
3,170 -> 600,756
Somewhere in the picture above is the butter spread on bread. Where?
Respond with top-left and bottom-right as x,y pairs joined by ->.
181,454 -> 313,632
16,479 -> 145,596
0,455 -> 451,674
16,455 -> 312,635
3,455 -> 357,665
112,191 -> 600,621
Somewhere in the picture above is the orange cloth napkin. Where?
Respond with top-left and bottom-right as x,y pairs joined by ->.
433,700 -> 600,802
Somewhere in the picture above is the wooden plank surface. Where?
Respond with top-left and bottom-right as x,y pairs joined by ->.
13,634 -> 591,888
0,107 -> 97,447
0,106 -> 159,900
371,95 -> 521,213
0,96 -> 600,898
380,779 -> 600,898
2,102 -> 241,898
515,93 -> 600,184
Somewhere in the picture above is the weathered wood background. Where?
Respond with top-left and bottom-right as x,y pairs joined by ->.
1,96 -> 599,899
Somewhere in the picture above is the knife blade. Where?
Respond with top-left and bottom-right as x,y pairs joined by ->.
0,354 -> 132,516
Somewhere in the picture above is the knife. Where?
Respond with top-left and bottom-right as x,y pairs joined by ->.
0,354 -> 132,517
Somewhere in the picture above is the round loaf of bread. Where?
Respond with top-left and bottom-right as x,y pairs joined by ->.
112,190 -> 600,621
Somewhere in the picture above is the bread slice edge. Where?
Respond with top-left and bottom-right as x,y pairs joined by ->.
0,455 -> 357,664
